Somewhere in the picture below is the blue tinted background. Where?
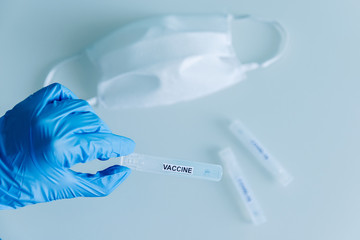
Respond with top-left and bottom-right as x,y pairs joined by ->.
0,0 -> 359,239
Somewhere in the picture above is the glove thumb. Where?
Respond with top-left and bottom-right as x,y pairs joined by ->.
70,165 -> 131,198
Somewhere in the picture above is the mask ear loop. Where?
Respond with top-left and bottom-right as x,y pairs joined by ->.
43,53 -> 98,106
231,14 -> 289,71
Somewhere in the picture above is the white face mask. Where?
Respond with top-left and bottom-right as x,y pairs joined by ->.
44,14 -> 287,108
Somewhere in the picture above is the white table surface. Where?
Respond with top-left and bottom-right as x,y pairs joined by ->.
0,0 -> 359,239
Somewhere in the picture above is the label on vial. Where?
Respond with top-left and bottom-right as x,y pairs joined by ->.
249,139 -> 269,160
236,177 -> 252,202
162,163 -> 193,174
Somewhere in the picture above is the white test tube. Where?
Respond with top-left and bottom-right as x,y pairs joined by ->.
219,147 -> 266,225
229,120 -> 293,186
118,153 -> 223,181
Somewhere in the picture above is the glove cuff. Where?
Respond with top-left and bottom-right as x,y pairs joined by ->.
0,116 -> 19,209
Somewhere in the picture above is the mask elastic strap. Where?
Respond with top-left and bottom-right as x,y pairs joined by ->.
43,53 -> 98,106
231,14 -> 288,70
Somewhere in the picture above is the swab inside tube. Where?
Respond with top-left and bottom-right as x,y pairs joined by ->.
229,120 -> 293,186
219,147 -> 266,225
118,153 -> 223,181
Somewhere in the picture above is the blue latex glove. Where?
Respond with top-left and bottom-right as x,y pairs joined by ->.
0,83 -> 135,209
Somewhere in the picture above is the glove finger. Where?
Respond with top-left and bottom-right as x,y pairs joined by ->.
62,111 -> 110,134
30,83 -> 78,111
67,132 -> 135,166
69,166 -> 131,197
45,99 -> 94,120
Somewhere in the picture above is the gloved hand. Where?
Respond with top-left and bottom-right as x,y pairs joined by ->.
0,83 -> 135,209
